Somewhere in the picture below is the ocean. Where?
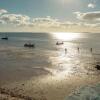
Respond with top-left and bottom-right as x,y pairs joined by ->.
0,32 -> 100,100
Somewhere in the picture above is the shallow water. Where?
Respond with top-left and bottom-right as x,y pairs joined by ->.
0,32 -> 100,100
65,83 -> 100,100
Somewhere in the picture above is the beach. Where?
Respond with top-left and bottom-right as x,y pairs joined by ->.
0,32 -> 100,100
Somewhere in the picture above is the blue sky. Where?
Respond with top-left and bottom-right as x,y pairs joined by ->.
0,0 -> 100,32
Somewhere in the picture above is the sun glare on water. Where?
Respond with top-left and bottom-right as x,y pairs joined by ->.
53,32 -> 80,41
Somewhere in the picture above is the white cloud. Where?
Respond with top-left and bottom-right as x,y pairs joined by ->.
33,16 -> 58,23
91,23 -> 100,27
0,14 -> 30,26
0,8 -> 100,32
32,16 -> 61,28
88,3 -> 95,8
0,9 -> 8,15
74,11 -> 100,21
0,20 -> 5,24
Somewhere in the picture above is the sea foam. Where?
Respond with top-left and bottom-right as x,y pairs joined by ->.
65,83 -> 100,100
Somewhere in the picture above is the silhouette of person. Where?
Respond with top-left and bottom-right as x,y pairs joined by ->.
65,48 -> 67,54
77,47 -> 79,52
90,48 -> 92,53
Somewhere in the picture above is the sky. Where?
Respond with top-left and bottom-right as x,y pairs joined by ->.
0,0 -> 100,32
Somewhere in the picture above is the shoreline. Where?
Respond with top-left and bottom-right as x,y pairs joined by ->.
0,73 -> 100,100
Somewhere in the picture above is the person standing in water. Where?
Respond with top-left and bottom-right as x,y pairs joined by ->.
65,48 -> 67,54
77,47 -> 79,53
90,48 -> 92,53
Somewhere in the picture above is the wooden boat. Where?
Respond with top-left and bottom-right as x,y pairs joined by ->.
1,36 -> 8,40
95,65 -> 100,70
24,43 -> 35,48
56,41 -> 64,45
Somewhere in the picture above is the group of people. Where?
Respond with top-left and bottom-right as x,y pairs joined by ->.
64,47 -> 93,54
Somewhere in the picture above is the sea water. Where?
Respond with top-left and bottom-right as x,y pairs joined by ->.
0,32 -> 100,100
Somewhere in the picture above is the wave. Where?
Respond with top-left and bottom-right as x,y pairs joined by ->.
65,83 -> 100,100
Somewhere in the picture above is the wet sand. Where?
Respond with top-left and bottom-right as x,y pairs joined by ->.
0,70 -> 100,100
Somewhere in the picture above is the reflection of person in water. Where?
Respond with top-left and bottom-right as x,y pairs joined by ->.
65,48 -> 67,54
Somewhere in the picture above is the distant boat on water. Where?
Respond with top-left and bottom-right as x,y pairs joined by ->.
56,41 -> 64,45
24,43 -> 35,48
1,36 -> 8,40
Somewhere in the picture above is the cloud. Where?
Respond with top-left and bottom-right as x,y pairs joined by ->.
0,9 -> 8,15
88,3 -> 95,8
33,16 -> 59,26
0,8 -> 100,32
32,17 -> 81,29
32,16 -> 63,29
0,20 -> 5,24
0,11 -> 61,28
33,16 -> 58,23
91,23 -> 100,27
0,13 -> 75,29
74,11 -> 100,21
0,14 -> 30,26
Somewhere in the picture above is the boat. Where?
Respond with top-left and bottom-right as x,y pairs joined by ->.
56,41 -> 64,45
24,43 -> 35,48
95,65 -> 100,70
1,36 -> 8,40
